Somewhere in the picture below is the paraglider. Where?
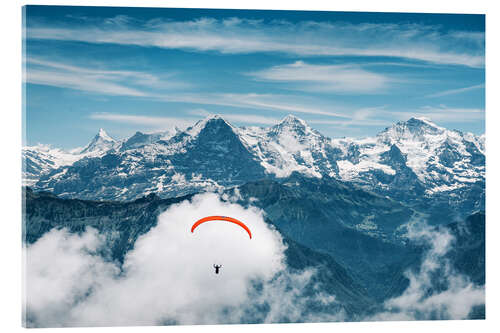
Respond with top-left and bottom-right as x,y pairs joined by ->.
191,216 -> 252,239
191,216 -> 252,274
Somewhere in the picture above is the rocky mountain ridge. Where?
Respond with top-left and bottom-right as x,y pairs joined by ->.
23,115 -> 485,219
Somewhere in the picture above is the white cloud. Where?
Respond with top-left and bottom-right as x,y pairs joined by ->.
309,107 -> 393,127
390,105 -> 484,123
89,113 -> 193,130
425,84 -> 484,98
157,92 -> 351,118
23,194 -> 484,327
24,57 -> 189,97
368,219 -> 485,321
188,109 -> 281,125
23,228 -> 119,327
26,68 -> 147,97
89,110 -> 284,131
25,56 -> 352,119
24,193 -> 341,327
26,18 -> 484,67
249,61 -> 392,93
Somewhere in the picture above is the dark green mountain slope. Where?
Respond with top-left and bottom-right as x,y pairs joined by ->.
445,211 -> 485,286
23,182 -> 484,319
23,187 -> 193,261
23,186 -> 375,318
228,174 -> 417,300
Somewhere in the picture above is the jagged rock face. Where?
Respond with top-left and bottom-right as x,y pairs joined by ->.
23,148 -> 58,186
25,115 -> 484,218
332,117 -> 484,217
336,117 -> 484,188
120,132 -> 162,151
169,117 -> 266,182
80,128 -> 118,154
22,145 -> 81,186
238,115 -> 343,178
34,117 -> 267,200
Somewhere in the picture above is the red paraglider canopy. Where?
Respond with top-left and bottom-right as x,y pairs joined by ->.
191,216 -> 252,239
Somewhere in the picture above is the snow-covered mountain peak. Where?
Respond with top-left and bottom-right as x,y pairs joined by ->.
25,115 -> 484,214
97,128 -> 113,141
186,114 -> 234,137
275,114 -> 311,130
236,114 -> 332,179
270,114 -> 318,138
280,114 -> 307,126
80,128 -> 117,154
205,114 -> 224,121
411,116 -> 437,126
378,117 -> 446,144
407,117 -> 445,132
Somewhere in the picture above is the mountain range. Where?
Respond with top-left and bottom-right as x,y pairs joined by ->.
23,115 -> 485,220
22,114 -> 485,321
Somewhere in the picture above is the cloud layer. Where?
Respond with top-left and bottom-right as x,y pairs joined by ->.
23,194 -> 484,327
369,219 -> 485,321
249,61 -> 392,93
24,193 -> 341,327
27,17 -> 484,67
24,57 -> 188,97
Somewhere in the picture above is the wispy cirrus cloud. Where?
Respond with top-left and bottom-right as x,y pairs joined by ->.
424,84 -> 484,98
23,57 -> 350,119
24,57 -> 189,97
390,105 -> 484,123
248,61 -> 392,94
309,107 -> 393,127
188,109 -> 280,125
157,92 -> 351,119
26,68 -> 146,97
89,113 -> 194,130
26,17 -> 485,67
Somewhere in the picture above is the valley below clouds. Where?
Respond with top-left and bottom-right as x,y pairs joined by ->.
23,192 -> 484,327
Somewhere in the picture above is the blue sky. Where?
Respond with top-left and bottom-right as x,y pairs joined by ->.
23,6 -> 485,149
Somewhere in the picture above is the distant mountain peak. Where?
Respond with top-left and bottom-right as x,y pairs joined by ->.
97,128 -> 113,140
379,117 -> 445,141
269,114 -> 318,140
279,114 -> 308,126
187,114 -> 233,137
25,115 -> 485,211
80,128 -> 116,154
272,114 -> 311,133
205,114 -> 224,121
406,117 -> 442,130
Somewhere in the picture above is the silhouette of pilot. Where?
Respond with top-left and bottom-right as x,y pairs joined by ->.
213,264 -> 222,274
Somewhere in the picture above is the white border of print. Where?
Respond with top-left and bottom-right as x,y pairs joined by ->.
1,1 -> 497,333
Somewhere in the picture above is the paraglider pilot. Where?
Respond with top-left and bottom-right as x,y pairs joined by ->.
213,264 -> 222,274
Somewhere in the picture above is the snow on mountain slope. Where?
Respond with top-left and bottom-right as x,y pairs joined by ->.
80,128 -> 119,155
22,144 -> 82,186
238,115 -> 341,178
23,129 -> 121,186
120,128 -> 180,152
334,117 -> 485,195
333,136 -> 396,182
25,115 -> 484,213
32,116 -> 266,200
